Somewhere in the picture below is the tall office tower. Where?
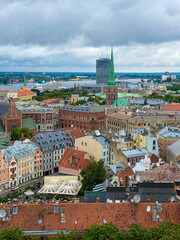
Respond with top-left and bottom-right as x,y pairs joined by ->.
96,58 -> 110,84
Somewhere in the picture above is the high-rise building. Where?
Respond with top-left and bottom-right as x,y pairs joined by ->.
96,58 -> 110,84
105,47 -> 118,105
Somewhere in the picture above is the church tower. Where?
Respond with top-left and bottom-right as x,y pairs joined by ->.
23,74 -> 27,90
105,47 -> 118,105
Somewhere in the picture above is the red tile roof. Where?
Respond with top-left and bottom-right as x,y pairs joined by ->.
17,90 -> 36,97
59,148 -> 90,170
0,203 -> 179,232
124,166 -> 134,176
150,153 -> 159,163
42,99 -> 57,103
162,103 -> 180,111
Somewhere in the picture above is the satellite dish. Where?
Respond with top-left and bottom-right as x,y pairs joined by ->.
156,215 -> 159,219
136,175 -> 140,182
103,219 -> 107,224
0,209 -> 6,218
147,205 -> 151,212
133,195 -> 141,203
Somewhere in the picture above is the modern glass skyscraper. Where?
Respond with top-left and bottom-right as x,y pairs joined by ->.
96,58 -> 110,84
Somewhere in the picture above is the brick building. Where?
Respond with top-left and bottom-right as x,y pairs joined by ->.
19,106 -> 55,132
59,105 -> 105,131
0,102 -> 22,133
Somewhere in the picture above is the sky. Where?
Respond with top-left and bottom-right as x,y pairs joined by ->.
1,0 -> 180,72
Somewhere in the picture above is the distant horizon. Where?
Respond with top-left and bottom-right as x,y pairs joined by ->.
0,71 -> 179,74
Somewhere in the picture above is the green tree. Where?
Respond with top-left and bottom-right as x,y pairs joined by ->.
82,222 -> 123,240
80,159 -> 106,194
11,127 -> 33,141
49,230 -> 78,240
124,224 -> 153,240
20,127 -> 33,138
149,221 -> 180,240
11,128 -> 21,141
0,227 -> 25,240
143,98 -> 148,105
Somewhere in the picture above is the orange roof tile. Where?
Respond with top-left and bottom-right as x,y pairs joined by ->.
162,103 -> 180,111
43,99 -> 57,103
59,148 -> 90,170
17,90 -> 36,97
0,203 -> 179,232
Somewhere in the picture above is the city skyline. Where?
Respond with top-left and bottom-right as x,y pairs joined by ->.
1,0 -> 180,72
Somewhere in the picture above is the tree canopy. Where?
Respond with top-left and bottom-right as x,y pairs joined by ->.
11,127 -> 33,141
80,159 -> 106,194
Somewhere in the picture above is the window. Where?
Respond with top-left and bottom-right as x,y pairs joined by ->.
85,142 -> 87,146
81,142 -> 83,146
54,205 -> 58,213
153,140 -> 156,145
13,205 -> 18,214
153,146 -> 156,150
61,207 -> 65,222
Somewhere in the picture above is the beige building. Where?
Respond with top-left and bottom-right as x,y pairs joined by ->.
110,137 -> 134,165
106,110 -> 180,133
75,135 -> 110,164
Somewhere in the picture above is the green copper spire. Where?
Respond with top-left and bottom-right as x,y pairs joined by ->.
107,46 -> 116,86
24,74 -> 27,87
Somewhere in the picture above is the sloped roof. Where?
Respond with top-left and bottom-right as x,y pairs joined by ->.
22,118 -> 36,130
17,90 -> 35,97
0,137 -> 11,150
0,103 -> 10,118
162,103 -> 180,111
59,148 -> 90,170
167,140 -> 180,159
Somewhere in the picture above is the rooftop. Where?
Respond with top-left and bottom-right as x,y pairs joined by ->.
0,203 -> 179,232
122,148 -> 148,158
167,140 -> 180,159
60,105 -> 105,113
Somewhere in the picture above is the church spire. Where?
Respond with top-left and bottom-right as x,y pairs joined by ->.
23,74 -> 27,90
108,46 -> 116,86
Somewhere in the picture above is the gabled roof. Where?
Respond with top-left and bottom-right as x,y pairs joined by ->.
59,148 -> 90,170
167,139 -> 180,159
17,90 -> 35,97
0,103 -> 10,118
65,128 -> 86,143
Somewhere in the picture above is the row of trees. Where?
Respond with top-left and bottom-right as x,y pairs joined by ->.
147,92 -> 180,103
1,221 -> 179,240
31,88 -> 90,102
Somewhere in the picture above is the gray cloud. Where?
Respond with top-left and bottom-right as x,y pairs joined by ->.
0,0 -> 180,71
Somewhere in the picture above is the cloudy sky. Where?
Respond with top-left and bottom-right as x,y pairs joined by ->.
1,0 -> 180,72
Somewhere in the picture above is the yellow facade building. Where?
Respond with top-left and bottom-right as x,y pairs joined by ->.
132,134 -> 146,149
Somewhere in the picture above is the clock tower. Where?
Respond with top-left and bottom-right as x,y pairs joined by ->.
105,47 -> 118,105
